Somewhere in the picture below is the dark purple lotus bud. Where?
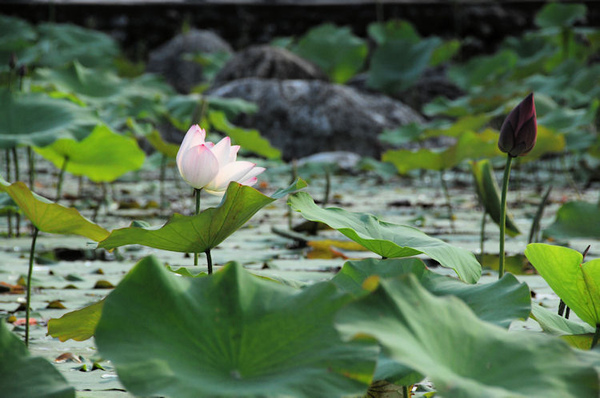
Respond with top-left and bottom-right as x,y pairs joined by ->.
8,53 -> 17,70
498,93 -> 537,157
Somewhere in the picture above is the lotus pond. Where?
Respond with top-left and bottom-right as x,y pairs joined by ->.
2,2 -> 600,398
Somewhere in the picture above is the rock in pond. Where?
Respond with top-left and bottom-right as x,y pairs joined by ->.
207,78 -> 423,160
147,29 -> 232,93
214,45 -> 328,84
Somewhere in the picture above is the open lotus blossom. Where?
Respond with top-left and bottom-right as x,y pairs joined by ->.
498,93 -> 537,157
176,125 -> 265,195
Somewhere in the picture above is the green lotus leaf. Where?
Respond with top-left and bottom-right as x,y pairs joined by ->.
333,258 -> 530,328
526,243 -> 600,328
208,110 -> 281,159
288,192 -> 481,283
0,177 -> 109,241
0,90 -> 99,149
294,23 -> 367,84
382,130 -> 502,174
367,20 -> 420,45
0,15 -> 37,68
48,300 -> 104,342
531,304 -> 595,349
368,37 -> 441,92
35,22 -> 119,68
336,274 -> 599,398
34,61 -> 123,100
470,159 -> 520,237
535,3 -> 587,29
543,201 -> 600,240
34,124 -> 145,183
95,257 -> 378,398
99,179 -> 307,253
332,258 -> 530,385
0,321 -> 75,398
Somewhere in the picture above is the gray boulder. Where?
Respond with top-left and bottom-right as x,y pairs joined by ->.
147,29 -> 233,93
213,45 -> 328,84
207,78 -> 423,160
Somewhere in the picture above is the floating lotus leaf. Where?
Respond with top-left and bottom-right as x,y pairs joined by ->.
526,243 -> 600,328
95,257 -> 378,398
336,274 -> 599,398
0,321 -> 74,398
0,90 -> 99,149
0,177 -> 109,241
333,258 -> 530,328
99,179 -> 306,253
543,201 -> 600,240
288,192 -> 481,283
48,300 -> 104,342
34,124 -> 145,183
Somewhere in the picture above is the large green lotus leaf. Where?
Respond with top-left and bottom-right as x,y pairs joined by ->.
535,3 -> 587,29
208,110 -> 281,159
288,192 -> 481,283
0,15 -> 37,68
336,274 -> 599,398
367,20 -> 420,45
34,124 -> 145,183
0,90 -> 99,149
470,159 -> 520,237
525,243 -> 600,328
531,305 -> 595,349
449,50 -> 518,90
0,321 -> 75,398
382,147 -> 445,173
424,114 -> 492,138
48,300 -> 104,342
0,177 -> 109,241
34,61 -> 123,100
367,37 -> 441,93
294,23 -> 367,84
35,23 -> 119,68
430,39 -> 461,66
543,201 -> 600,239
332,258 -> 530,328
521,125 -> 565,162
382,130 -> 501,174
99,179 -> 307,253
95,257 -> 378,398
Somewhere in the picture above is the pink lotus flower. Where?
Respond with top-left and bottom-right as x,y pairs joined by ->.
498,93 -> 537,157
176,125 -> 265,195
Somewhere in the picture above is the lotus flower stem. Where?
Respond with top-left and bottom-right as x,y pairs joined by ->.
25,227 -> 39,347
480,212 -> 486,261
11,147 -> 21,236
402,385 -> 409,397
56,156 -> 69,203
592,325 -> 600,349
205,249 -> 213,275
5,149 -> 12,237
288,160 -> 298,230
27,147 -> 35,189
498,155 -> 514,279
528,186 -> 552,244
194,188 -> 201,266
439,170 -> 454,232
323,169 -> 331,208
160,154 -> 167,209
